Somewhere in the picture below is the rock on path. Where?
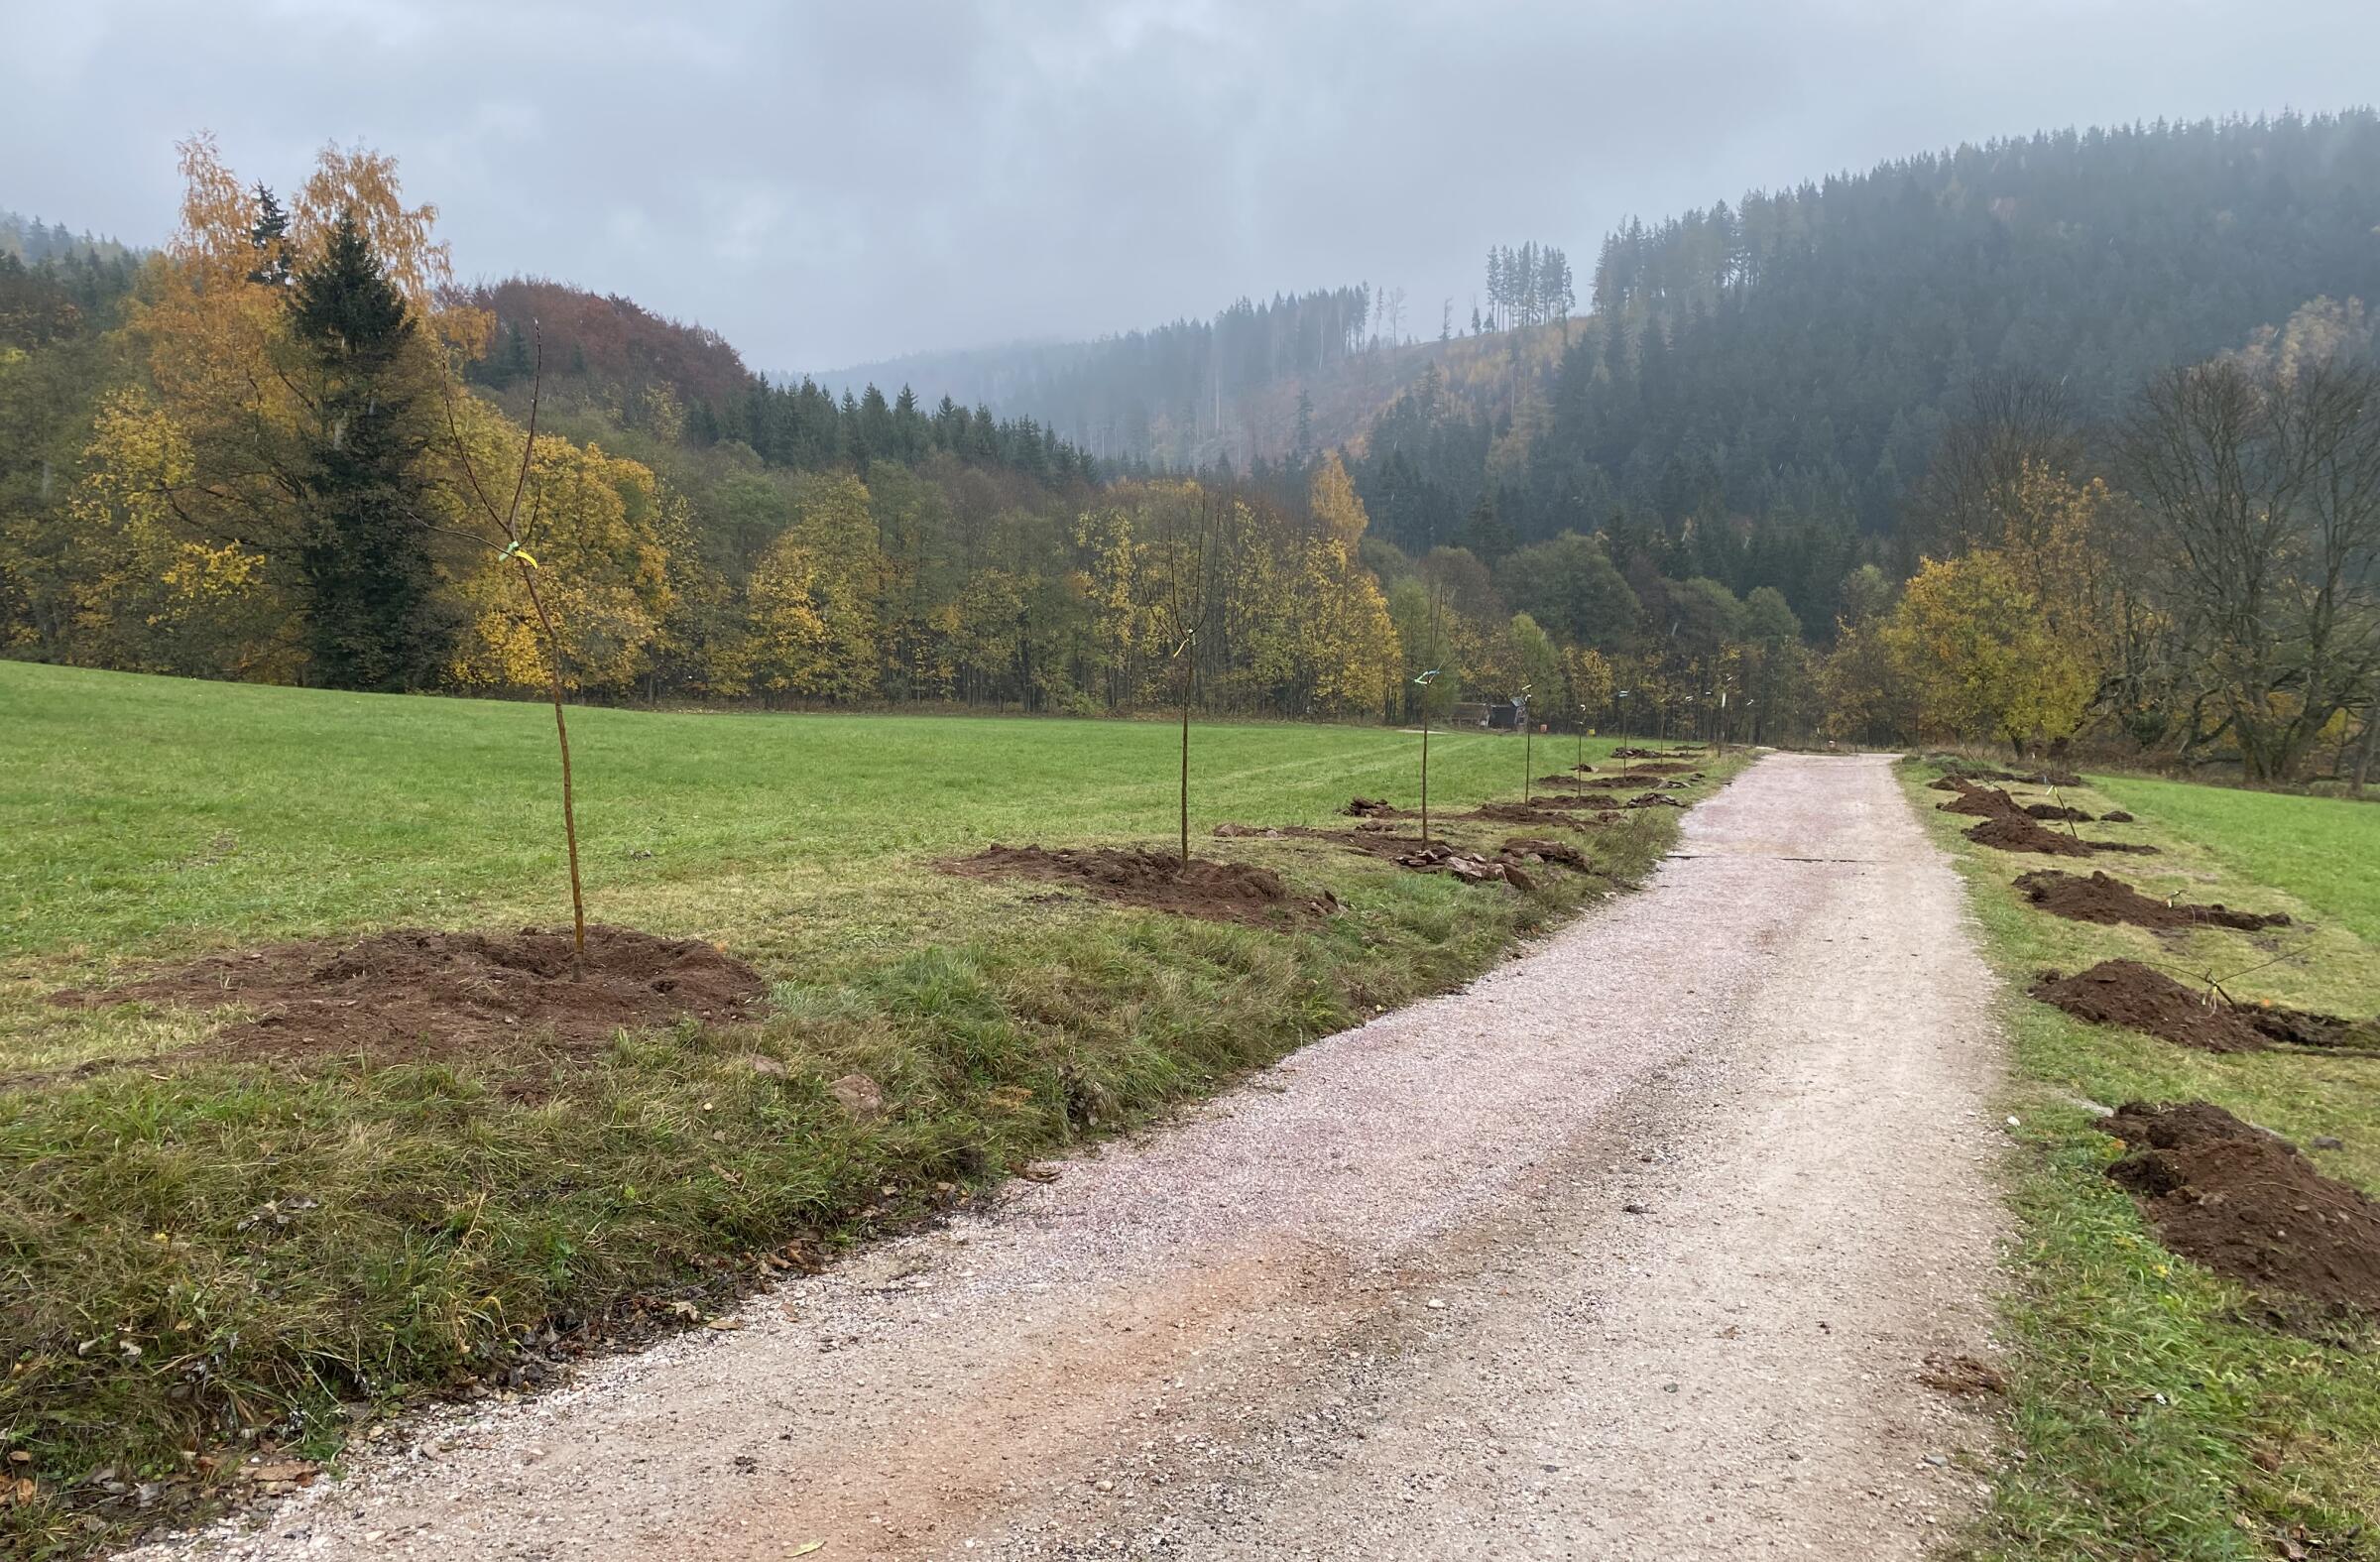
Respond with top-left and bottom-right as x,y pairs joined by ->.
129,753 -> 2007,1560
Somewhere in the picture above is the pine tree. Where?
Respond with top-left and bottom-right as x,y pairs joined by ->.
246,184 -> 293,288
286,210 -> 453,690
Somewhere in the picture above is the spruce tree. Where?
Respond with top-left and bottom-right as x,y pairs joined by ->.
287,211 -> 455,690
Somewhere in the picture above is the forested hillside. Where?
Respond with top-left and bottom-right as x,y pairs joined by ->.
0,142 -> 1390,724
0,210 -> 138,267
812,286 -> 1388,469
4,117 -> 2376,782
1358,112 -> 2380,555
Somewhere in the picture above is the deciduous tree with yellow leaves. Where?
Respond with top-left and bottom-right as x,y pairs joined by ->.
1883,549 -> 2095,753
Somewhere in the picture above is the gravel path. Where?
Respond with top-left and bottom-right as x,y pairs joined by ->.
131,753 -> 2008,1561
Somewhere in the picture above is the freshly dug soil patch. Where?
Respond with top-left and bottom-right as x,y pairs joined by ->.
1614,762 -> 1700,777
1460,800 -> 1596,829
51,926 -> 767,1063
1216,823 -> 1421,863
2246,1006 -> 2380,1050
2013,870 -> 2294,932
2101,810 -> 2136,823
1502,836 -> 1591,870
1937,784 -> 2025,819
2103,1101 -> 2380,1317
2035,958 -> 2375,1054
2023,802 -> 2094,822
1389,841 -> 1545,890
2032,960 -> 2269,1052
949,845 -> 1338,927
1342,796 -> 1408,819
1966,814 -> 2089,855
1965,813 -> 2156,858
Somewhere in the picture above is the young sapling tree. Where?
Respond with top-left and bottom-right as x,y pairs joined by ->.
1162,489 -> 1221,873
439,326 -> 589,957
1413,668 -> 1443,844
1173,628 -> 1196,864
1516,683 -> 1534,802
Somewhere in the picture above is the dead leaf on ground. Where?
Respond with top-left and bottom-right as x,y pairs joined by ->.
240,1457 -> 318,1487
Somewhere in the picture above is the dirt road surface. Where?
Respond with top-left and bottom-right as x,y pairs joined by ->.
131,753 -> 2009,1560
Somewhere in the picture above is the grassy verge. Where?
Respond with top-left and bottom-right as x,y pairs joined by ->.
1901,759 -> 2380,1559
0,661 -> 1739,1556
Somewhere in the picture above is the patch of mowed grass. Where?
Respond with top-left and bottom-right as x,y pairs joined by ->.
1904,761 -> 2380,1560
2090,776 -> 2380,945
0,661 -> 1735,1555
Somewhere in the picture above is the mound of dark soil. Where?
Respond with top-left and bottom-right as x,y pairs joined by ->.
1623,791 -> 1688,809
2103,1101 -> 2380,1317
1965,814 -> 2156,858
2032,960 -> 2268,1052
1615,762 -> 1700,777
1342,796 -> 1407,819
2101,810 -> 2137,823
2036,957 -> 2374,1053
2013,870 -> 2294,932
2246,1007 -> 2380,1050
949,844 -> 1337,927
1938,784 -> 2026,819
1966,814 -> 2085,854
52,925 -> 768,1062
2024,802 -> 2095,822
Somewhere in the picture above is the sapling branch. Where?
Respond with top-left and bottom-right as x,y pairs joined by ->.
439,323 -> 588,958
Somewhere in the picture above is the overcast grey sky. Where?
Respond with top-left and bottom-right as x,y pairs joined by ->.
6,1 -> 2376,371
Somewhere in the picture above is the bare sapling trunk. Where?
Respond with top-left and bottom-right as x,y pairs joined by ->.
1420,719 -> 1431,845
1413,667 -> 1442,846
2356,698 -> 2379,794
1163,495 -> 1221,876
1175,630 -> 1196,866
440,326 -> 588,958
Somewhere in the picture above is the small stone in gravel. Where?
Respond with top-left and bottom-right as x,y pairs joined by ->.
1622,1202 -> 1653,1215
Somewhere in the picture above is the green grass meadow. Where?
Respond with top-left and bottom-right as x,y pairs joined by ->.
0,660 -> 1728,1555
1905,762 -> 2380,1560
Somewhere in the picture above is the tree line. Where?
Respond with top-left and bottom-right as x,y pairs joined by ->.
5,122 -> 2374,784
810,285 -> 1389,467
1474,242 -> 1576,335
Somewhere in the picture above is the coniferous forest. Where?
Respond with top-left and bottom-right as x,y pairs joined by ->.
6,112 -> 2380,781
